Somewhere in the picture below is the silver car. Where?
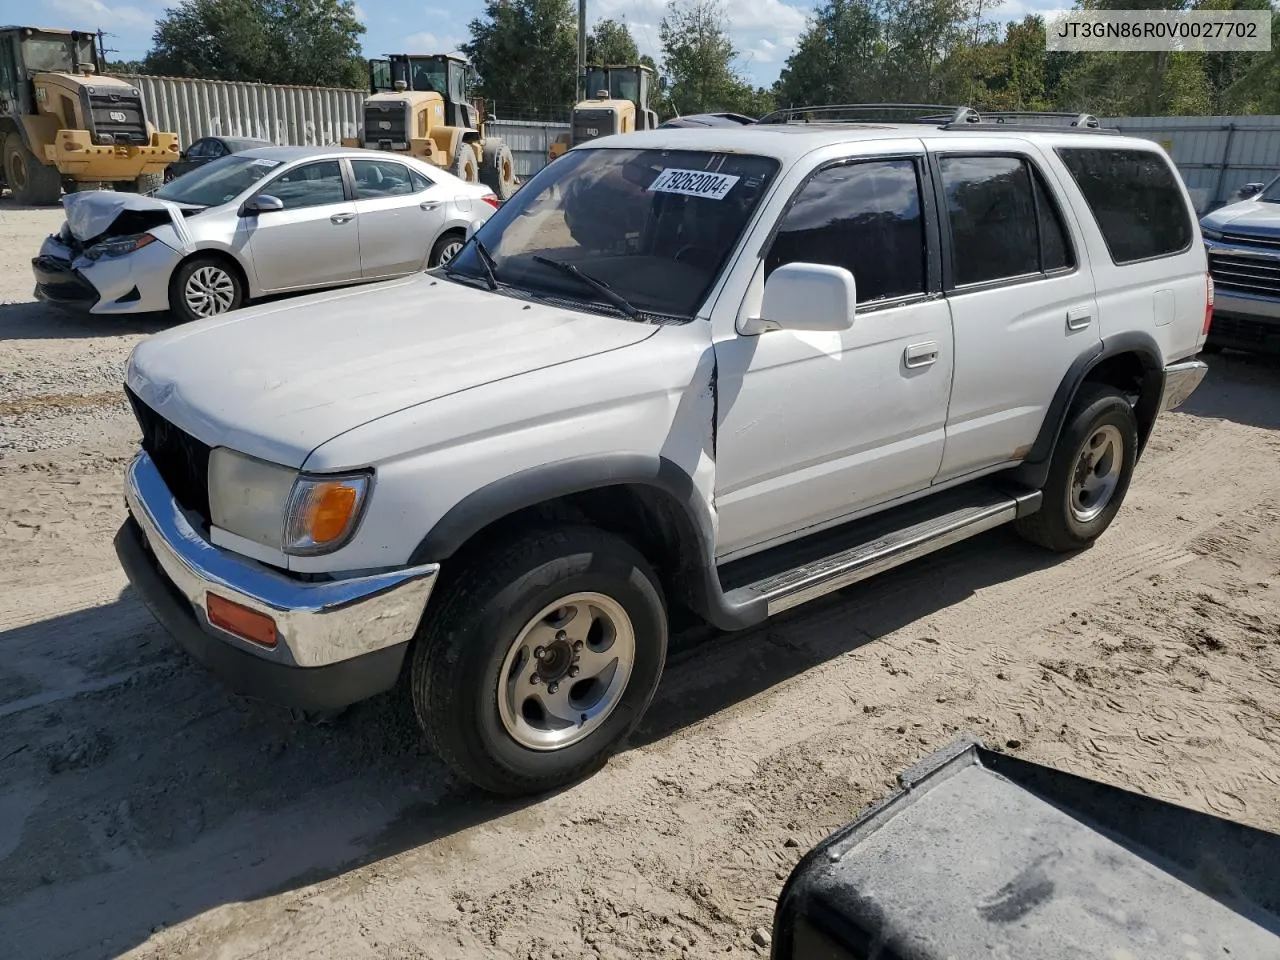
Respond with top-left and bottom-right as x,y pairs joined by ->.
32,146 -> 499,323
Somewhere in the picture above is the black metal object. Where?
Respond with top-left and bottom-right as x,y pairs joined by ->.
772,737 -> 1280,959
124,386 -> 213,529
756,104 -> 1116,134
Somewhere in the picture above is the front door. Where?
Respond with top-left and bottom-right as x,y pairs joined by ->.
349,157 -> 448,277
244,159 -> 362,293
714,154 -> 955,557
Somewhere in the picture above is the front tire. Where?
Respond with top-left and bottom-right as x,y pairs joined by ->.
1015,383 -> 1138,552
411,526 -> 667,796
4,133 -> 62,205
480,139 -> 518,200
450,145 -> 479,184
168,255 -> 245,323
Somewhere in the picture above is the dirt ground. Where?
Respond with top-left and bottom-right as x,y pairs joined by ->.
3,198 -> 1280,960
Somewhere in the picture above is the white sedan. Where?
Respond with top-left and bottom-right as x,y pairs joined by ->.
32,146 -> 499,323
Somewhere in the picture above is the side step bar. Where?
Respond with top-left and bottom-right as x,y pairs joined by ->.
723,488 -> 1041,617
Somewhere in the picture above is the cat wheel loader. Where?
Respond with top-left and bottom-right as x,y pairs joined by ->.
0,26 -> 178,205
547,64 -> 659,164
342,54 -> 519,201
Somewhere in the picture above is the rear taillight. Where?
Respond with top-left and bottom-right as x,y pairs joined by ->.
481,194 -> 500,209
1203,271 -> 1214,336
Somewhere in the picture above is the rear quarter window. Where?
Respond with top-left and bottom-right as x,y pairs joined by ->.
1055,147 -> 1193,265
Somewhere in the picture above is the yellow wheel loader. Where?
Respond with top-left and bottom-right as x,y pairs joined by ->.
0,26 -> 178,205
547,64 -> 659,164
342,54 -> 519,200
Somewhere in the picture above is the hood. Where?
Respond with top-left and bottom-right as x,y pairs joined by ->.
62,192 -> 199,249
1201,199 -> 1280,240
126,273 -> 659,468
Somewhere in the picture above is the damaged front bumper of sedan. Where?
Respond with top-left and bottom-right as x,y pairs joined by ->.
32,191 -> 197,316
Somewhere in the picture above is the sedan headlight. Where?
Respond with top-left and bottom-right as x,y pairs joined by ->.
84,233 -> 156,260
208,448 -> 371,555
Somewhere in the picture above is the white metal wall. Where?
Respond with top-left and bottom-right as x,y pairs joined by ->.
1102,115 -> 1280,213
123,75 -> 364,149
487,119 -> 569,178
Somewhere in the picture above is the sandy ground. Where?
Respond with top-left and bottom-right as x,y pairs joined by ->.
3,198 -> 1280,960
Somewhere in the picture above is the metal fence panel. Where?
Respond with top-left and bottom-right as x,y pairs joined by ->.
122,75 -> 364,149
487,119 -> 569,179
1102,115 -> 1280,213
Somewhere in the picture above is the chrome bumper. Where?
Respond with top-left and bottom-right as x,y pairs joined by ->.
124,452 -> 439,668
1159,359 -> 1209,413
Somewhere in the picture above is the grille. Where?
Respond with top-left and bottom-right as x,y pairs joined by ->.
1222,232 -> 1280,250
364,102 -> 407,144
1208,251 -> 1280,298
573,109 -> 617,145
125,386 -> 212,527
87,92 -> 148,146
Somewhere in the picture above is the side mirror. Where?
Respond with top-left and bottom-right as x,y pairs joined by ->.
746,262 -> 857,335
243,195 -> 284,215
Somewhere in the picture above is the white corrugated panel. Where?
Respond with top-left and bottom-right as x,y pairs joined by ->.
122,75 -> 364,148
488,119 -> 569,178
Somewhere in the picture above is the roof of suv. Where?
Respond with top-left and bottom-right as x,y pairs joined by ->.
579,122 -> 1157,164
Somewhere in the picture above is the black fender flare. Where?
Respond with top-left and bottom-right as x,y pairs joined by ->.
1015,331 -> 1166,490
408,454 -> 767,633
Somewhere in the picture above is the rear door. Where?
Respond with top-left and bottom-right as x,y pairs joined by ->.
928,139 -> 1101,483
348,157 -> 447,278
243,158 -> 362,292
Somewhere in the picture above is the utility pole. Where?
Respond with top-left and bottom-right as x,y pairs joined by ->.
576,0 -> 586,103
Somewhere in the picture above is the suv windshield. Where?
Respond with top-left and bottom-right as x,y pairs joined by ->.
1259,176 -> 1280,203
154,154 -> 283,207
446,147 -> 779,320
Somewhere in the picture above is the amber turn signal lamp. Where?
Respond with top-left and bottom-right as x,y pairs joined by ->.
207,594 -> 278,648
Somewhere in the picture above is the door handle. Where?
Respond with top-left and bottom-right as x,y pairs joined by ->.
904,341 -> 939,368
420,201 -> 440,211
330,213 -> 355,224
1066,306 -> 1092,331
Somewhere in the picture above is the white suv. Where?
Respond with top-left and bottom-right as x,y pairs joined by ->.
114,107 -> 1212,796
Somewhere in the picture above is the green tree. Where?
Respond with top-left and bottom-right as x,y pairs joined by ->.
774,0 -> 886,108
143,0 -> 366,87
587,18 -> 640,64
463,0 -> 577,110
659,0 -> 756,114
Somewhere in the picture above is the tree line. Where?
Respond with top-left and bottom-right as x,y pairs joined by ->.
113,0 -> 1280,117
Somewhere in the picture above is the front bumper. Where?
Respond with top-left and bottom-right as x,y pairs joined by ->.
1158,359 -> 1208,413
116,452 -> 440,709
46,131 -> 179,179
33,234 -> 181,315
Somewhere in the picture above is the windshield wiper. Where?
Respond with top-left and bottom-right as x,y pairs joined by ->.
531,255 -> 639,319
446,236 -> 498,291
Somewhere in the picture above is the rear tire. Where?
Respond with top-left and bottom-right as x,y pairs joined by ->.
410,526 -> 668,796
480,139 -> 518,200
118,173 -> 163,195
4,133 -> 61,205
428,231 -> 464,268
1014,383 -> 1138,552
450,145 -> 479,184
168,255 -> 245,324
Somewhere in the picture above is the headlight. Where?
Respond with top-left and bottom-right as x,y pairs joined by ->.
85,233 -> 156,260
1201,226 -> 1223,241
282,472 -> 371,555
209,448 -> 372,555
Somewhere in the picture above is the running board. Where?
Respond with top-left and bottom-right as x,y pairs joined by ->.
722,488 -> 1041,617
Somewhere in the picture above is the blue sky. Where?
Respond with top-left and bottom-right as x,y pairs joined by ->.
14,0 -> 1057,88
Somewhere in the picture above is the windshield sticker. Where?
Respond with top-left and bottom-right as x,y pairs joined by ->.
251,158 -> 282,167
647,168 -> 740,200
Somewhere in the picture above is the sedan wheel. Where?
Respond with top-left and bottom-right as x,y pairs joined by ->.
184,265 -> 237,318
431,234 -> 465,267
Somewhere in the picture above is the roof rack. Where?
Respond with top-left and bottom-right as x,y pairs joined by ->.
756,104 -> 1119,134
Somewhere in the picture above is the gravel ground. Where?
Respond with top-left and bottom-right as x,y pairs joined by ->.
2,198 -> 1280,960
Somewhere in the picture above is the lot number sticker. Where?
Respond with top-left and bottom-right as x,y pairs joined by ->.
648,168 -> 740,200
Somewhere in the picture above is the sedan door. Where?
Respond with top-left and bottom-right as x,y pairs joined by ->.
243,158 -> 362,293
348,157 -> 448,278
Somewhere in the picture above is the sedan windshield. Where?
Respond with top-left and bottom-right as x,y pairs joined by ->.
1260,176 -> 1280,203
154,154 -> 284,207
446,147 -> 780,320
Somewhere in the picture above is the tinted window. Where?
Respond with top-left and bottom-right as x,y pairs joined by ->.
1032,166 -> 1073,272
1056,147 -> 1193,263
351,158 -> 415,198
186,139 -> 213,159
940,156 -> 1039,285
766,159 -> 925,304
267,160 -> 346,209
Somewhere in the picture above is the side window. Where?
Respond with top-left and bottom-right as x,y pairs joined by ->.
350,158 -> 415,198
1055,147 -> 1193,264
939,156 -> 1039,285
206,140 -> 227,158
186,139 -> 212,159
265,160 -> 346,209
409,168 -> 433,192
1031,166 -> 1073,272
765,158 -> 926,305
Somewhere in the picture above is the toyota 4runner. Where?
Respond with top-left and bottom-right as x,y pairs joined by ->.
114,106 -> 1212,796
